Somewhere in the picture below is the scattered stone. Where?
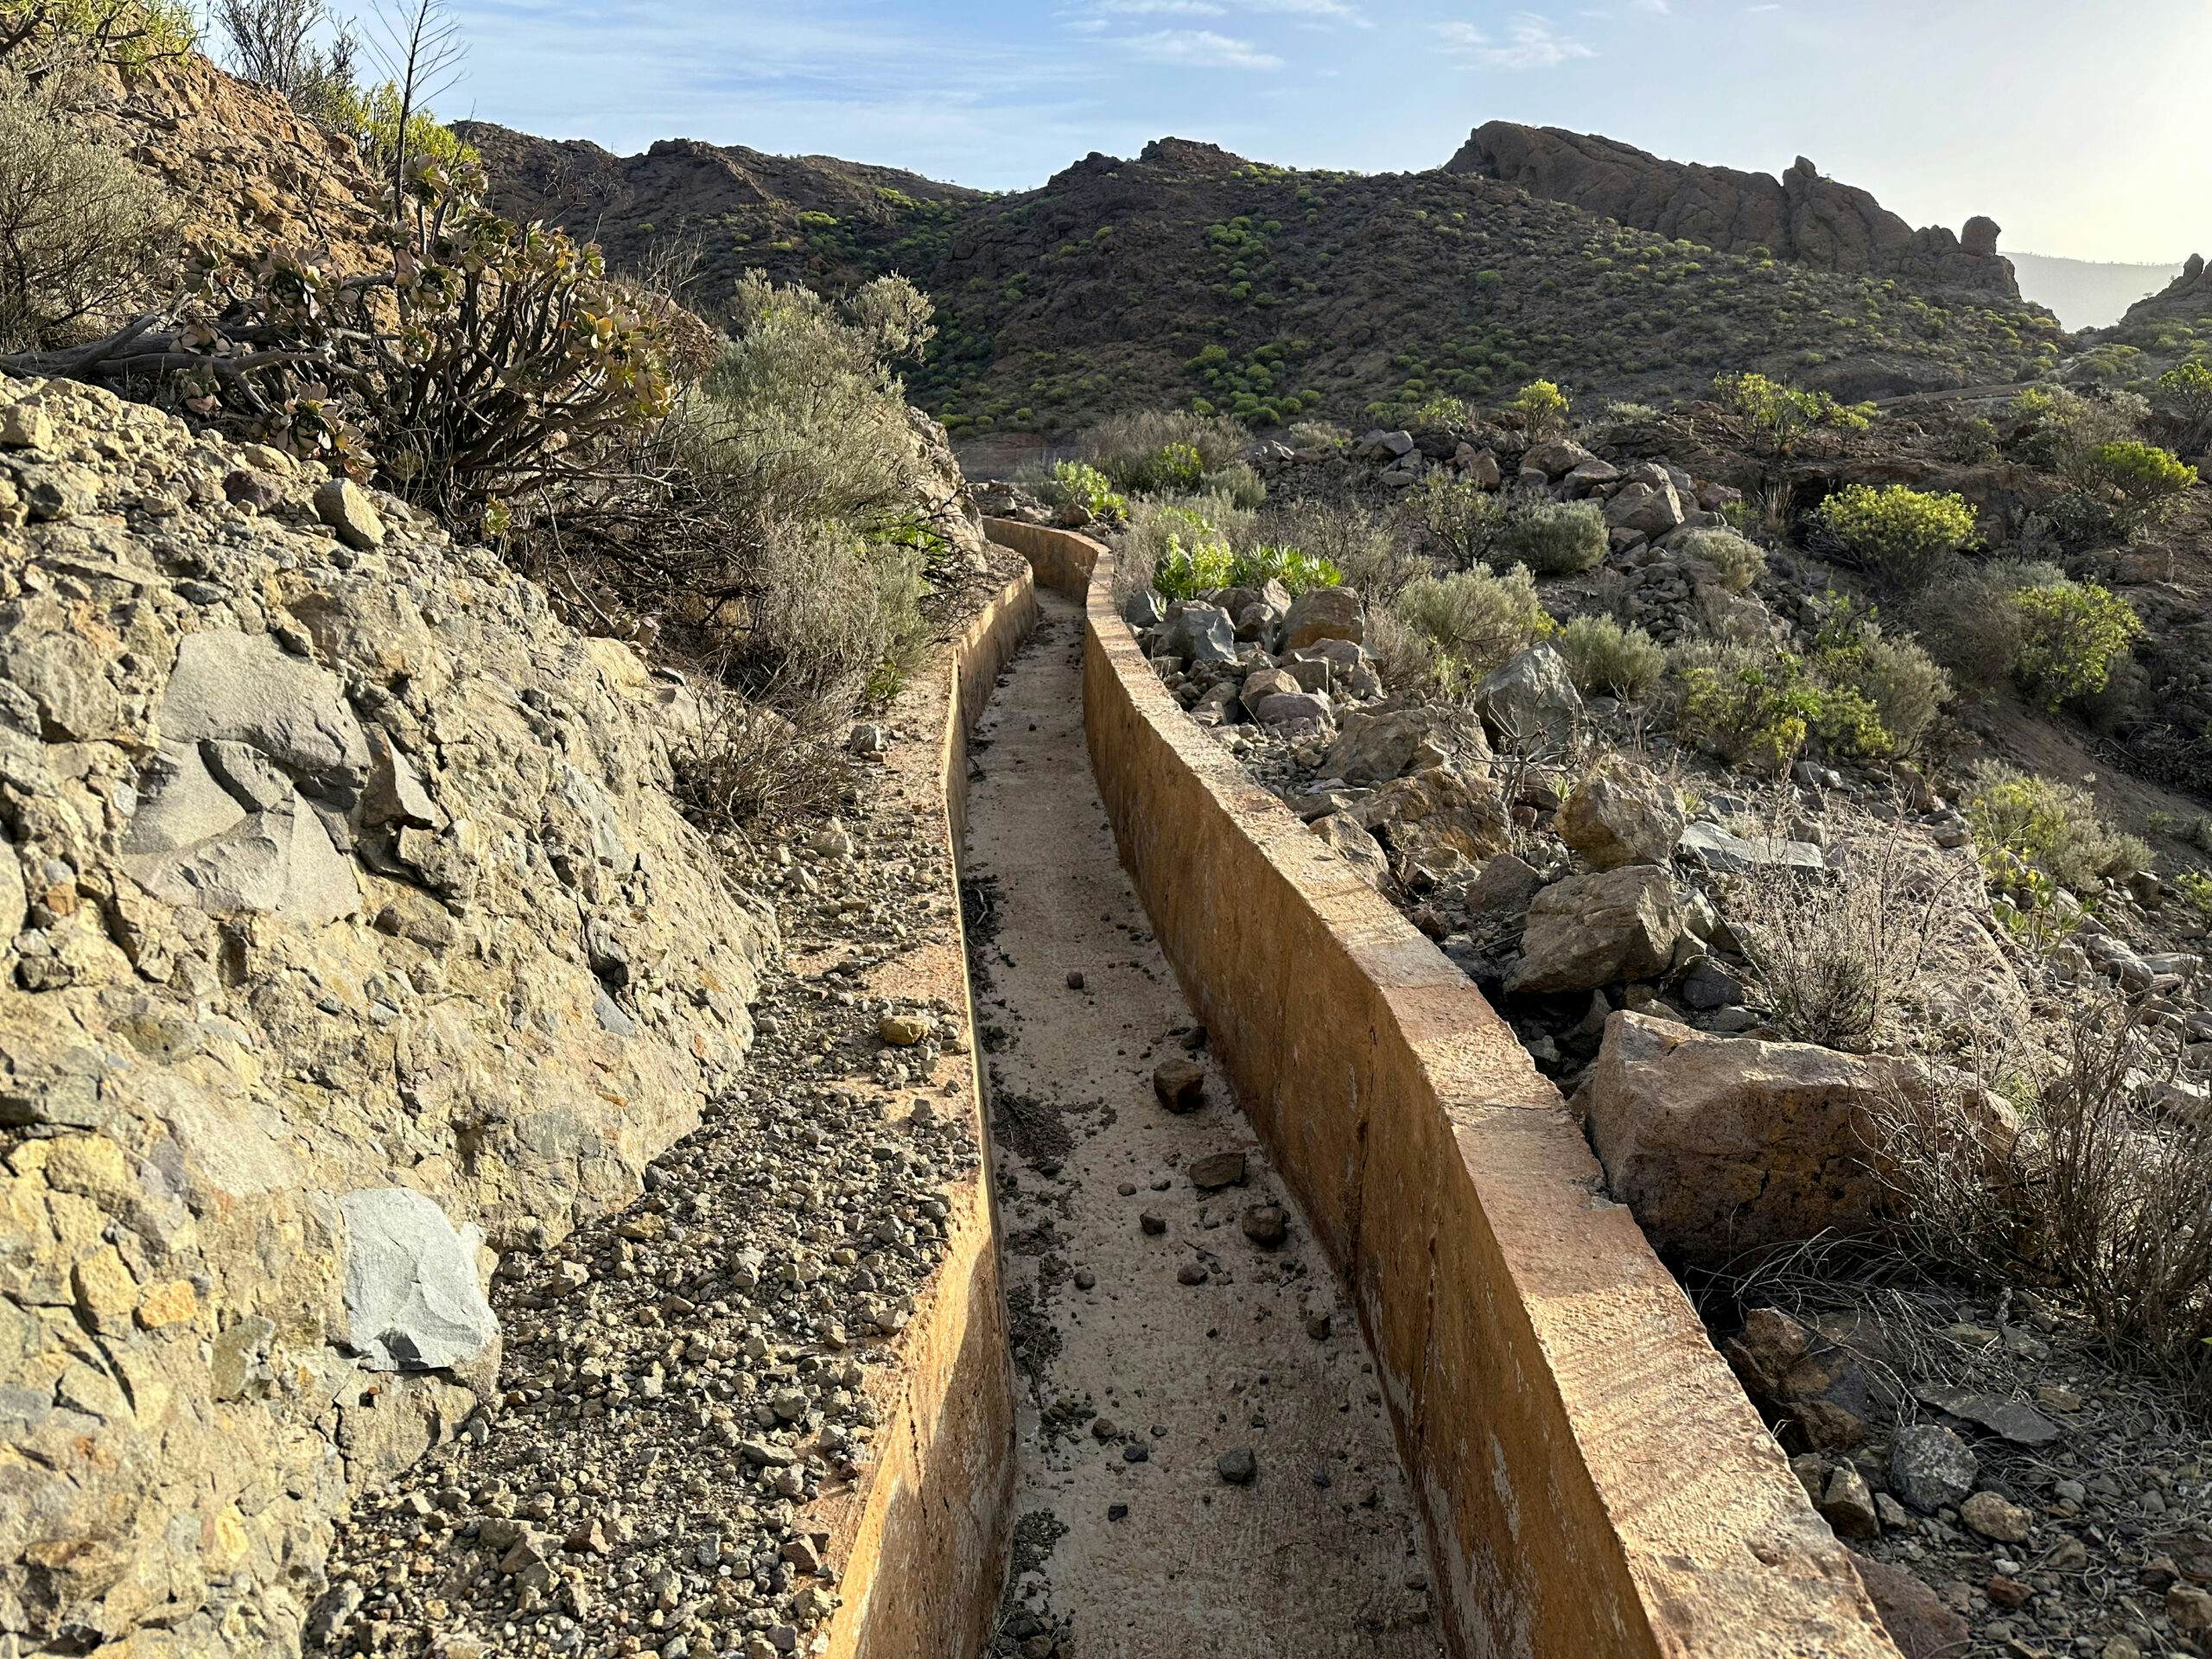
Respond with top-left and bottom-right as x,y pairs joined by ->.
314,476 -> 387,550
1509,867 -> 1681,995
1153,1058 -> 1207,1112
1889,1424 -> 1977,1513
1959,1490 -> 2031,1543
1555,766 -> 1686,871
1187,1151 -> 1247,1191
1217,1446 -> 1257,1484
1240,1205 -> 1287,1247
879,1011 -> 930,1046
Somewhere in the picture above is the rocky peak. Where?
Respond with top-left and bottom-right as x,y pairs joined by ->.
1446,120 -> 2020,300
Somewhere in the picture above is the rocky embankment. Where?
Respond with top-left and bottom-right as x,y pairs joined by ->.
1447,121 -> 2018,299
0,374 -> 774,1654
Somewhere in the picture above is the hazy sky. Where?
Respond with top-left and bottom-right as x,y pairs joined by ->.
433,0 -> 2211,264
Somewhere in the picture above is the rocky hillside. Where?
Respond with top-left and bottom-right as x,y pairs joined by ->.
1446,122 -> 2018,299
0,372 -> 773,1654
467,129 -> 2065,437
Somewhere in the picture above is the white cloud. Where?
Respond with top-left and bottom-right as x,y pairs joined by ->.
1123,27 -> 1285,67
1631,0 -> 1671,12
1436,12 -> 1596,68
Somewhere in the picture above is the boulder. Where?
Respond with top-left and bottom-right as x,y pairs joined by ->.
1354,765 -> 1510,874
1459,446 -> 1503,488
1281,587 -> 1364,652
1356,428 -> 1415,461
1160,604 -> 1238,667
339,1187 -> 498,1372
1508,867 -> 1681,994
1321,708 -> 1465,785
1888,1424 -> 1975,1513
1556,766 -> 1685,870
1520,438 -> 1599,478
1241,666 -> 1301,708
1584,1014 -> 2015,1266
1252,690 -> 1332,729
1124,589 -> 1166,629
1725,1306 -> 1897,1452
1676,822 -> 1827,875
1311,813 -> 1391,889
1604,479 -> 1686,537
1468,852 -> 1545,929
1473,645 -> 1583,753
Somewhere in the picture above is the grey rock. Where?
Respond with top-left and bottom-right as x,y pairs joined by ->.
1322,709 -> 1464,786
315,478 -> 388,550
1252,690 -> 1332,728
1675,822 -> 1827,875
1160,605 -> 1237,667
1474,645 -> 1583,753
339,1188 -> 498,1372
159,629 -> 370,782
1124,589 -> 1166,629
1889,1423 -> 1976,1513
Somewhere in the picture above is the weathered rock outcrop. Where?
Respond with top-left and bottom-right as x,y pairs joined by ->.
1446,122 -> 2020,299
2114,251 -> 2212,331
0,373 -> 772,1653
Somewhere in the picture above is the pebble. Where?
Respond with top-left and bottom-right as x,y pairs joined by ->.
1217,1447 -> 1257,1485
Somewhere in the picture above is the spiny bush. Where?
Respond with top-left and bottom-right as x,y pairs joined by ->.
1413,473 -> 1507,569
0,71 -> 173,351
1872,997 -> 2212,1361
1722,812 -> 1974,1052
1081,407 -> 1249,484
2011,580 -> 2141,709
1263,497 -> 1407,596
1678,526 -> 1767,593
1557,614 -> 1664,701
1810,483 -> 1977,583
1376,564 -> 1551,696
1227,543 -> 1341,595
1050,460 -> 1128,525
1818,629 -> 1949,760
1710,371 -> 1871,456
1507,378 -> 1569,441
2076,440 -> 2196,532
1967,761 -> 2152,897
1496,499 -> 1607,576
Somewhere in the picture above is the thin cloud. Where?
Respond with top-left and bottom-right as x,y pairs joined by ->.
1094,0 -> 1228,13
1436,13 -> 1597,68
1124,27 -> 1284,67
1631,0 -> 1672,12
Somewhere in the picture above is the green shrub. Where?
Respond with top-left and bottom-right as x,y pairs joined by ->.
1710,371 -> 1871,455
1124,498 -> 1227,582
1496,499 -> 1607,575
0,73 -> 174,352
2007,385 -> 2145,470
2011,581 -> 2142,709
1051,460 -> 1128,525
0,0 -> 196,74
1508,378 -> 1570,440
1558,615 -> 1664,701
1152,531 -> 1236,601
1082,408 -> 1249,483
1678,526 -> 1767,593
1967,762 -> 2152,895
1413,473 -> 1506,568
1201,459 -> 1267,511
2076,440 -> 2196,531
1227,543 -> 1341,594
1377,564 -> 1552,695
1810,483 -> 1977,582
1812,626 -> 1950,759
1672,641 -> 1820,771
2155,361 -> 2212,449
326,78 -> 480,183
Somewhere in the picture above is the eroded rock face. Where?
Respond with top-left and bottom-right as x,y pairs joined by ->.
1446,122 -> 2019,299
0,373 -> 772,1654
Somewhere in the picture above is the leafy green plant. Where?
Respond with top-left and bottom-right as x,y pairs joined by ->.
0,0 -> 195,76
1227,542 -> 1341,594
1508,378 -> 1570,441
1711,371 -> 1871,456
1152,530 -> 1235,601
1810,483 -> 1977,582
1558,614 -> 1664,701
2176,869 -> 2212,917
2155,361 -> 2212,449
2011,581 -> 2142,709
1052,460 -> 1128,525
2077,440 -> 2196,532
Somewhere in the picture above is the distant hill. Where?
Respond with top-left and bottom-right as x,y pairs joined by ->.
2010,252 -> 2184,329
468,128 -> 2066,436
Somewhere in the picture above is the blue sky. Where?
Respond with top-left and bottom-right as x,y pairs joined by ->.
433,0 -> 2211,264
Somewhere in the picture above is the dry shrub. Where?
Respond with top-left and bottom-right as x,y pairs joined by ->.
1078,407 -> 1249,484
1721,810 -> 1979,1053
671,675 -> 845,830
1873,996 -> 2212,1360
1373,563 -> 1549,696
0,70 -> 173,351
1259,496 -> 1409,597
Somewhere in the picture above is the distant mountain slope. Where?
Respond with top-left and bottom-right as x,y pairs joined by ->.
2011,252 -> 2184,329
1446,122 -> 2018,299
470,128 -> 2066,435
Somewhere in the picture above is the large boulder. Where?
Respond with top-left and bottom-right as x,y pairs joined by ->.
1281,587 -> 1364,652
1321,708 -> 1469,785
1604,479 -> 1686,537
1508,866 -> 1681,993
1473,645 -> 1583,753
1556,766 -> 1685,870
1354,764 -> 1510,876
1160,604 -> 1238,666
1585,1014 -> 2016,1266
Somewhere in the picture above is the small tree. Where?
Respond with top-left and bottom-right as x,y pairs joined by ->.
1508,378 -> 1569,442
213,0 -> 360,122
2078,439 -> 2197,533
0,0 -> 195,79
2155,361 -> 2212,452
